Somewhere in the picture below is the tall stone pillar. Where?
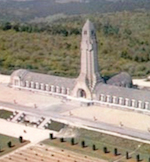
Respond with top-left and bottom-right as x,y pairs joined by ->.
72,20 -> 102,99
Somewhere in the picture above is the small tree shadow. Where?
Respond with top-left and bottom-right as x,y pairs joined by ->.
60,138 -> 65,143
0,150 -> 4,153
126,156 -> 132,160
116,153 -> 121,156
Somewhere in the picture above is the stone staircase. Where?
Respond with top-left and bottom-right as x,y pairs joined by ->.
11,112 -> 25,122
38,118 -> 51,129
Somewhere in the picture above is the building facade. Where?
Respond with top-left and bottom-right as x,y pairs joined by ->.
10,20 -> 150,110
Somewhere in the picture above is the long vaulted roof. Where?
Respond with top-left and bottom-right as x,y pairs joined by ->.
95,83 -> 150,102
11,69 -> 76,89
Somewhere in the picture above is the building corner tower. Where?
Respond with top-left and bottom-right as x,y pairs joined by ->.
72,20 -> 102,100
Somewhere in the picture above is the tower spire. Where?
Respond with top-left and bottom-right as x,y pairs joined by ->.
79,19 -> 101,90
72,20 -> 101,99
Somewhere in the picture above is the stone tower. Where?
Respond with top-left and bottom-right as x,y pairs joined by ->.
72,20 -> 101,100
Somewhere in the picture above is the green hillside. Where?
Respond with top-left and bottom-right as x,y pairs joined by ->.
0,11 -> 150,78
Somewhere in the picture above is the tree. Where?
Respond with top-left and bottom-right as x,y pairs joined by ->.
7,141 -> 12,148
81,140 -> 85,148
2,22 -> 12,30
71,138 -> 74,145
19,136 -> 23,143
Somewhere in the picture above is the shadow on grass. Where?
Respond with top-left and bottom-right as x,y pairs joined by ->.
10,145 -> 15,148
0,150 -> 4,153
82,145 -> 88,148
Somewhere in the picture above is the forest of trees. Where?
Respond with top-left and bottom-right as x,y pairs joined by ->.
0,11 -> 150,78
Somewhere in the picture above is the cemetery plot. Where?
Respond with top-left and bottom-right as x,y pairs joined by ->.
42,128 -> 150,161
0,134 -> 29,156
0,144 -> 106,162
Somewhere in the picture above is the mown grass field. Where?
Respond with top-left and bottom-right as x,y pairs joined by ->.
45,120 -> 66,132
0,109 -> 13,119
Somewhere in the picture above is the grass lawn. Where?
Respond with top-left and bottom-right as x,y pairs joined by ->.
45,120 -> 67,132
0,109 -> 13,119
0,134 -> 29,156
42,127 -> 150,162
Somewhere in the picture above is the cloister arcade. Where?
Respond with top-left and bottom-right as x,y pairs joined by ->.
97,94 -> 150,109
13,79 -> 70,96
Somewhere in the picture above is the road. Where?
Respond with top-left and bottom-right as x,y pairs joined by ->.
1,100 -> 150,143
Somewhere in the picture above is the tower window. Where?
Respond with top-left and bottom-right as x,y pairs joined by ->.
84,30 -> 87,35
91,30 -> 94,35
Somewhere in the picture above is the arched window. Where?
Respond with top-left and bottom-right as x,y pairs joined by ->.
145,102 -> 149,109
31,82 -> 35,89
125,98 -> 129,106
84,30 -> 87,35
106,95 -> 110,103
131,99 -> 135,107
100,94 -> 104,101
14,79 -> 19,86
137,101 -> 142,108
67,88 -> 70,95
112,96 -> 116,104
41,83 -> 45,90
51,85 -> 56,92
61,87 -> 66,94
26,81 -> 30,88
77,89 -> 86,98
46,84 -> 49,91
56,86 -> 60,93
119,97 -> 123,105
91,30 -> 94,35
35,82 -> 39,89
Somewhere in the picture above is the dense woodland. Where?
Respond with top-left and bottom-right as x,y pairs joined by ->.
0,11 -> 150,78
0,0 -> 150,78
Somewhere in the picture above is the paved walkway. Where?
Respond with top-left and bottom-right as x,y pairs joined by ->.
1,102 -> 150,144
133,79 -> 150,88
1,74 -> 150,143
0,118 -> 56,144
